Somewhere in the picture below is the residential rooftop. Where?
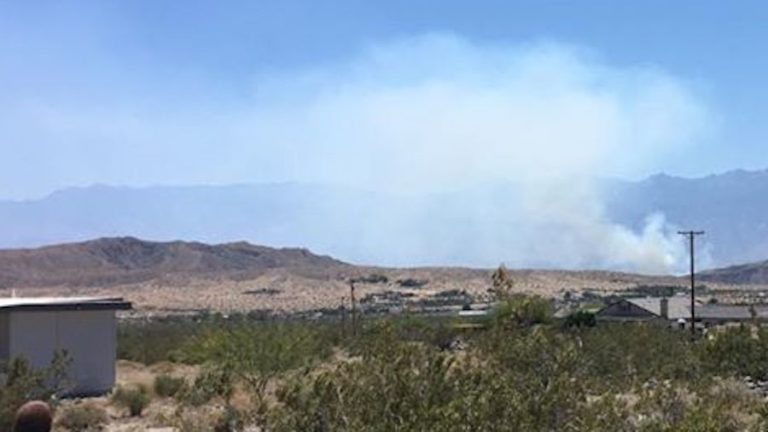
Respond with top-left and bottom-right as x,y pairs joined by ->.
0,296 -> 132,312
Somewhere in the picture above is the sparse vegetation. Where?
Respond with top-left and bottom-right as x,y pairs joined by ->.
111,298 -> 768,430
56,403 -> 108,431
154,374 -> 185,398
563,309 -> 597,328
111,384 -> 150,417
0,351 -> 71,431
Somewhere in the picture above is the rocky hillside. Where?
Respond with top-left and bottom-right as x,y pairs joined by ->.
0,237 -> 348,288
700,260 -> 768,285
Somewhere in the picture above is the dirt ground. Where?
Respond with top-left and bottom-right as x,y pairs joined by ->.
1,267 -> 758,317
54,361 -> 212,431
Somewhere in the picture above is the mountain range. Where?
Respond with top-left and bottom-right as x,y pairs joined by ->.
602,169 -> 768,268
2,169 -> 768,270
0,236 -> 763,290
0,236 -> 346,288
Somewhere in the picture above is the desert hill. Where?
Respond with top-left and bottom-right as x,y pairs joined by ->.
3,237 -> 768,315
0,237 -> 347,288
699,260 -> 768,285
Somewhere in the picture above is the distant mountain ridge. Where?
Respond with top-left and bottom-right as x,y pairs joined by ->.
2,169 -> 768,268
700,260 -> 768,285
3,235 -> 768,289
0,237 -> 347,288
602,169 -> 768,268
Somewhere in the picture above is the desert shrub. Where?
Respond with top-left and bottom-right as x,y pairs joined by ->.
118,316 -> 219,364
272,339 -> 461,431
702,326 -> 768,379
349,316 -> 460,355
492,294 -> 553,327
632,378 -> 768,431
56,403 -> 108,431
563,310 -> 596,328
111,385 -> 150,417
154,374 -> 185,398
213,405 -> 247,432
578,323 -> 704,391
175,319 -> 337,367
271,325 -> 630,431
178,364 -> 234,407
0,351 -> 71,431
112,295 -> 768,431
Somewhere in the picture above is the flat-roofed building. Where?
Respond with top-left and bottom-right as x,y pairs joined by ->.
0,296 -> 131,396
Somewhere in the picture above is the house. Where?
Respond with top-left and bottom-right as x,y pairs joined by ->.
0,296 -> 132,396
596,296 -> 768,327
696,304 -> 755,324
596,297 -> 692,323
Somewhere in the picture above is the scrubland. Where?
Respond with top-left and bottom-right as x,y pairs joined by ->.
6,295 -> 768,431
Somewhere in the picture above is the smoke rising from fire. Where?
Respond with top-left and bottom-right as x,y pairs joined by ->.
235,35 -> 711,273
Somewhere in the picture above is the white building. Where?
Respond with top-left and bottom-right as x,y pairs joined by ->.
0,296 -> 131,396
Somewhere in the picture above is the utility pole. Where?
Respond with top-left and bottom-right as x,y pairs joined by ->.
349,279 -> 357,337
678,230 -> 704,338
340,296 -> 347,337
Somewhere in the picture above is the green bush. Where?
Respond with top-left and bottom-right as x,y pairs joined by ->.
118,316 -> 217,364
0,351 -> 71,431
702,326 -> 768,379
178,365 -> 234,407
154,374 -> 185,398
56,403 -> 108,431
492,294 -> 553,327
113,296 -> 768,430
563,310 -> 596,328
111,385 -> 150,417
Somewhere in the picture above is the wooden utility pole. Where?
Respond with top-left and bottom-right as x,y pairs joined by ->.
349,279 -> 357,336
678,230 -> 704,338
340,296 -> 347,337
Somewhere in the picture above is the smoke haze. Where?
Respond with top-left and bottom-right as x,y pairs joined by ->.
1,34 -> 715,273
237,35 -> 710,273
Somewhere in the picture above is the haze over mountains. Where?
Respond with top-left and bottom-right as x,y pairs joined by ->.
1,169 -> 767,271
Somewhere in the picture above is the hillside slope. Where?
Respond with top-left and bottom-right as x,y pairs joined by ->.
700,260 -> 768,285
0,237 -> 347,288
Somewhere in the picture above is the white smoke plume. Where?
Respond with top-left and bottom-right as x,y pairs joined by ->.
233,35 -> 710,273
5,34 -> 712,273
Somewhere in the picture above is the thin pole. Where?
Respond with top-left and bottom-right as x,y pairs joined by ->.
340,296 -> 346,337
678,230 -> 704,338
349,280 -> 357,336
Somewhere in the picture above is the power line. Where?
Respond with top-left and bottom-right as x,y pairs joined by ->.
678,230 -> 705,339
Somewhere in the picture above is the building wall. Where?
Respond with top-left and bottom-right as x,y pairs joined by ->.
7,310 -> 117,395
0,313 -> 9,360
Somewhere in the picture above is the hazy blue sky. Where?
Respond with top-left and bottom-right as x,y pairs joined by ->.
2,1 -> 767,199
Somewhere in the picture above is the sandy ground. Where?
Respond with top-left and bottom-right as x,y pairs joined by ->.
1,266 -> 753,316
53,361 -> 201,431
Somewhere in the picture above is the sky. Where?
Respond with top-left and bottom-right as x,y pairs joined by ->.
2,1 -> 768,200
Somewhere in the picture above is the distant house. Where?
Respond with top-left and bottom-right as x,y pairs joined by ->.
596,297 -> 691,323
596,296 -> 768,327
697,304 -> 755,324
0,296 -> 131,396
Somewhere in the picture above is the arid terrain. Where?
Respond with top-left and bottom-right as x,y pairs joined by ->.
1,237 -> 767,316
